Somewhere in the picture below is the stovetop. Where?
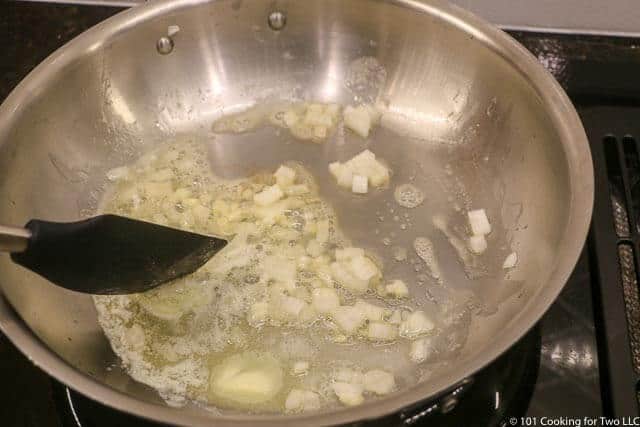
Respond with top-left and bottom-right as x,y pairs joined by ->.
3,2 -> 640,426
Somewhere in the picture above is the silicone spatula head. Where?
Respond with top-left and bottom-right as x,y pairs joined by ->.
9,215 -> 227,295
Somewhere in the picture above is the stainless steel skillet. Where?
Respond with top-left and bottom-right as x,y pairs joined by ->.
0,0 -> 592,425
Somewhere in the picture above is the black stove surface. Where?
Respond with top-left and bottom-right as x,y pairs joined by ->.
3,2 -> 638,426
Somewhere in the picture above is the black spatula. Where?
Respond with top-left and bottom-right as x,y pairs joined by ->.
0,215 -> 227,295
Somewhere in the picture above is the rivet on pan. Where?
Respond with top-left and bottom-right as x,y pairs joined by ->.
268,11 -> 286,31
156,36 -> 174,55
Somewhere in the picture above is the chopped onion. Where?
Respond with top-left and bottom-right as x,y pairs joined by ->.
503,252 -> 518,269
254,184 -> 284,206
468,235 -> 487,254
332,382 -> 364,406
467,209 -> 491,236
274,166 -> 296,187
384,279 -> 409,298
330,261 -> 369,294
351,174 -> 369,194
331,306 -> 367,334
167,25 -> 180,37
312,288 -> 340,314
273,294 -> 307,320
399,311 -> 435,339
328,149 -> 390,191
363,370 -> 395,395
333,368 -> 364,384
409,337 -> 432,363
348,255 -> 380,282
343,105 -> 381,138
285,389 -> 321,413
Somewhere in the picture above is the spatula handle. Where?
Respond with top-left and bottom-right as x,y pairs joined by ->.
0,224 -> 31,253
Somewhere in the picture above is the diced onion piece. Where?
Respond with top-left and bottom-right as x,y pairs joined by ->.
209,352 -> 283,406
273,294 -> 307,320
468,235 -> 487,254
167,25 -> 180,36
468,209 -> 491,235
344,105 -> 373,138
351,174 -> 368,194
328,162 -> 342,179
274,166 -> 296,187
304,103 -> 336,127
328,162 -> 353,188
254,184 -> 284,206
385,280 -> 409,298
331,306 -> 367,334
328,149 -> 390,191
330,261 -> 368,294
106,166 -> 129,181
247,301 -> 269,326
332,382 -> 364,406
335,247 -> 365,261
333,368 -> 364,384
316,219 -> 330,243
503,252 -> 518,269
410,337 -> 432,363
368,163 -> 390,187
354,300 -> 388,321
367,322 -> 398,341
312,288 -> 340,314
399,311 -> 435,339
285,389 -> 321,413
349,149 -> 376,169
292,361 -> 310,376
349,255 -> 380,282
254,200 -> 290,225
363,370 -> 395,395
